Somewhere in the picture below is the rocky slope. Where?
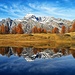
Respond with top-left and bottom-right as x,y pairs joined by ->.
0,14 -> 73,33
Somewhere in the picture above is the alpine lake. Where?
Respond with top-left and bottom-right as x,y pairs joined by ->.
0,33 -> 75,75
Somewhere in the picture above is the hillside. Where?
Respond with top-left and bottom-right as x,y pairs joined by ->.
0,14 -> 73,33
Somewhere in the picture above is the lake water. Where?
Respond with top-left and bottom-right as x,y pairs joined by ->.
0,46 -> 75,75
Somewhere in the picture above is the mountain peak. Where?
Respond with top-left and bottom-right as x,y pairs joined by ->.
0,14 -> 72,33
25,14 -> 36,18
24,14 -> 39,21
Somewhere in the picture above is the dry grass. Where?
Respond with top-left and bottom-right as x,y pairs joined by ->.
0,33 -> 75,47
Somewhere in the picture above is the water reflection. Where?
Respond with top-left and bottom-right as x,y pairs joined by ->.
0,47 -> 75,61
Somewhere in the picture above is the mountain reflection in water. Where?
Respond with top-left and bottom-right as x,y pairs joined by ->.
0,47 -> 75,61
1,46 -> 75,75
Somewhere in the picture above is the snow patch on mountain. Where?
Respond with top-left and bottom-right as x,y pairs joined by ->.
0,14 -> 73,33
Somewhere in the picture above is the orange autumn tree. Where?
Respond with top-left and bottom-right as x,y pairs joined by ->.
12,47 -> 23,57
11,23 -> 24,34
53,48 -> 59,53
47,30 -> 51,33
0,47 -> 9,56
0,47 -> 5,55
70,49 -> 75,58
32,26 -> 38,33
11,26 -> 17,34
37,28 -> 41,33
52,27 -> 59,33
1,24 -> 5,34
43,29 -> 47,33
70,22 -> 75,32
32,26 -> 47,33
41,28 -> 47,33
61,25 -> 66,34
16,23 -> 24,34
0,26 -> 1,34
32,27 -> 35,33
33,48 -> 42,54
0,24 -> 9,34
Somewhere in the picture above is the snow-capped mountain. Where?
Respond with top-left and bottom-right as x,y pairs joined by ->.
0,14 -> 73,33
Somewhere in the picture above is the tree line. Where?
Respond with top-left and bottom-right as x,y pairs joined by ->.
0,23 -> 24,34
0,22 -> 75,34
32,22 -> 75,34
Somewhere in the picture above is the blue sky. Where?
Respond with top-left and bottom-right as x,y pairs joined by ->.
0,0 -> 75,20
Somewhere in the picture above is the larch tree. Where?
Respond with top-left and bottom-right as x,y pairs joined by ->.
1,24 -> 5,34
15,48 -> 23,57
12,47 -> 22,57
11,26 -> 17,34
47,30 -> 51,33
32,27 -> 35,33
37,28 -> 41,33
52,27 -> 59,33
41,28 -> 47,33
32,26 -> 38,33
61,25 -> 66,34
43,29 -> 47,33
0,26 -> 1,34
53,48 -> 59,53
70,49 -> 75,58
70,22 -> 75,32
16,23 -> 24,34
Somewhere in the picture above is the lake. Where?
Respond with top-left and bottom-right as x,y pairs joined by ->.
0,46 -> 75,75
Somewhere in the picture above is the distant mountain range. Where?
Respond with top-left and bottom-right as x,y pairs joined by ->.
0,14 -> 73,33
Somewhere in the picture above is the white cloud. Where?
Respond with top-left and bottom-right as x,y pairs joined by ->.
0,1 -> 74,20
0,3 -> 33,19
28,2 -> 75,20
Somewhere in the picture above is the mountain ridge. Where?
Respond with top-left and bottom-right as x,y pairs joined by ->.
0,14 -> 73,33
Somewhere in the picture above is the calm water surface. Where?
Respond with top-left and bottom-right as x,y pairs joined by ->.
0,47 -> 75,75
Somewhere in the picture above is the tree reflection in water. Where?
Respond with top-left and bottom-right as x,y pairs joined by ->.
0,47 -> 75,61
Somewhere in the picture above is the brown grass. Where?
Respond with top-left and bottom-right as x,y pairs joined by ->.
0,33 -> 75,47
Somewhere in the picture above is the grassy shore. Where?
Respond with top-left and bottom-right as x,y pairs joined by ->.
0,33 -> 75,47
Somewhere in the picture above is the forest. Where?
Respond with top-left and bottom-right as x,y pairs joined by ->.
0,22 -> 75,34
